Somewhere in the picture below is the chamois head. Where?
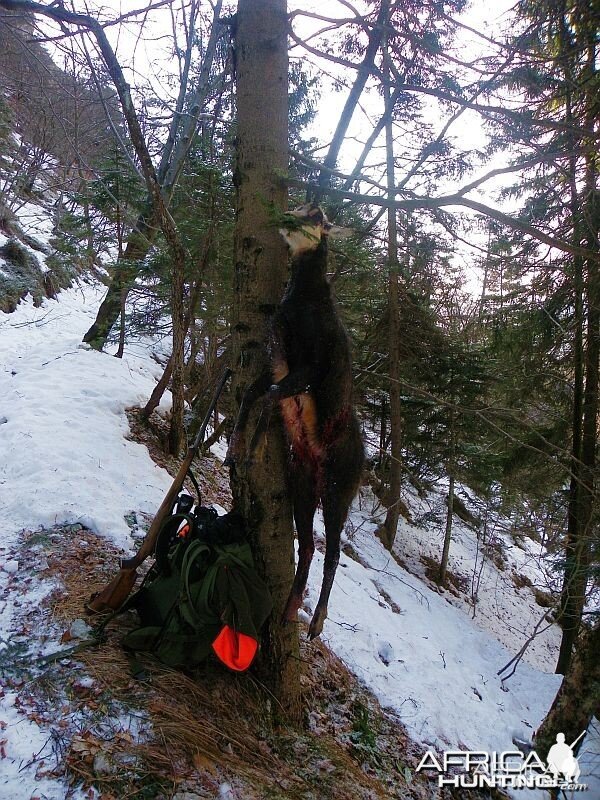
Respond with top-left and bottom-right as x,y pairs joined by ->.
279,203 -> 332,256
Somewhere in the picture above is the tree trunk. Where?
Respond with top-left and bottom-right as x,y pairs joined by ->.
438,411 -> 456,587
536,620 -> 600,759
168,246 -> 186,455
557,186 -> 598,673
142,231 -> 215,421
230,0 -> 301,719
556,32 -> 599,673
116,287 -> 126,359
83,219 -> 157,349
82,1 -> 224,350
379,394 -> 386,468
381,8 -> 403,550
558,92 -> 584,655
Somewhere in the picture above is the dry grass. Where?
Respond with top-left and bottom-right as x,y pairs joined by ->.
72,623 -> 407,799
22,524 -> 412,798
46,529 -> 122,623
421,554 -> 470,596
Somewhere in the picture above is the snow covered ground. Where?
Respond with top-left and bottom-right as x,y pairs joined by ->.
1,284 -> 599,799
0,284 -> 173,549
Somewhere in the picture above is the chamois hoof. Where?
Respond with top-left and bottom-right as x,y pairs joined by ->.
307,607 -> 327,640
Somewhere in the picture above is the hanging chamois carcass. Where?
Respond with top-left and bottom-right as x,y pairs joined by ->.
225,203 -> 364,639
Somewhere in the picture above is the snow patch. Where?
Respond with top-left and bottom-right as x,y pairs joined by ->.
0,285 -> 173,551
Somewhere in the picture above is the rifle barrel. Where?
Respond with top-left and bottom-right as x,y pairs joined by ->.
190,368 -> 232,453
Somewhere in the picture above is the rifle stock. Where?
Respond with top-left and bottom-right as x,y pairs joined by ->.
87,369 -> 231,614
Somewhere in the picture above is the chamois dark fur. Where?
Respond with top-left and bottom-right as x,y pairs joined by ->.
226,204 -> 364,639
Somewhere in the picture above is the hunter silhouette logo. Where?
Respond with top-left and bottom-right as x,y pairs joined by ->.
546,732 -> 583,784
416,732 -> 588,791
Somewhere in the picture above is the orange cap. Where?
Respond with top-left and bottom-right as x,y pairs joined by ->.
212,625 -> 258,671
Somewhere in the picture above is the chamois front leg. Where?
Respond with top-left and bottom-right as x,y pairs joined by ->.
283,458 -> 319,623
269,365 -> 320,400
247,365 -> 320,460
224,370 -> 272,466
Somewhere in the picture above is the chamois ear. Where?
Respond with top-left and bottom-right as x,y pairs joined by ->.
324,222 -> 354,240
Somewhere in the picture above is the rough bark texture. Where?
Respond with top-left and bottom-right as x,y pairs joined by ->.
381,21 -> 403,550
557,34 -> 599,670
536,620 -> 600,759
230,0 -> 301,718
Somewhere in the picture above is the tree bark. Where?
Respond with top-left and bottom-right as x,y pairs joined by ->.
557,24 -> 599,674
380,5 -> 403,550
558,91 -> 585,660
230,0 -> 301,718
536,619 -> 600,759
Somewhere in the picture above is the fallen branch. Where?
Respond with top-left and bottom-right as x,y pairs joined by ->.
497,606 -> 556,683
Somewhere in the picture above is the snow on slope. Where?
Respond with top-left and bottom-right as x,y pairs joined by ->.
303,502 -> 561,777
1,284 -> 598,799
389,482 -> 562,672
0,284 -> 173,550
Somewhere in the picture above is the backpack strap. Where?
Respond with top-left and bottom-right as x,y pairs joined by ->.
178,539 -> 216,630
154,513 -> 196,575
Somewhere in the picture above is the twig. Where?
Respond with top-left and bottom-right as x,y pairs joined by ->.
10,309 -> 54,327
41,350 -> 79,366
332,620 -> 360,632
497,606 -> 556,683
369,559 -> 430,609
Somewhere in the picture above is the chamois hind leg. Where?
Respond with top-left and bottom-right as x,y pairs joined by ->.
308,424 -> 364,639
283,458 -> 319,623
308,482 -> 348,640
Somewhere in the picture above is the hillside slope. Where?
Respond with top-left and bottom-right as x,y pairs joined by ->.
2,283 -> 599,799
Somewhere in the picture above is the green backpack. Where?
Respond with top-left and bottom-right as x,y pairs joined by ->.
122,507 -> 272,672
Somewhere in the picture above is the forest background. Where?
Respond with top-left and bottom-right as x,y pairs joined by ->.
0,0 -> 598,758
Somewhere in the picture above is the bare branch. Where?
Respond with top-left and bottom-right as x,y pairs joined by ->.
453,155 -> 565,197
284,177 -> 597,259
313,2 -> 388,200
